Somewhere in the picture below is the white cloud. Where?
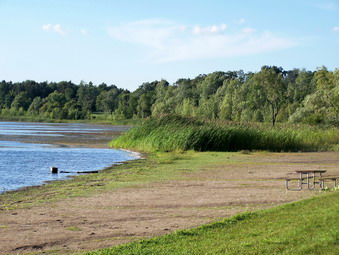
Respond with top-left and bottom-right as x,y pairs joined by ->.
108,19 -> 180,49
42,24 -> 67,36
333,26 -> 339,32
107,19 -> 297,63
192,24 -> 227,35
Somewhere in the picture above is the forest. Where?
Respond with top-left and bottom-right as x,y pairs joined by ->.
0,66 -> 338,125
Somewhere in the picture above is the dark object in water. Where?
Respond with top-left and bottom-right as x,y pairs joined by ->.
50,167 -> 58,174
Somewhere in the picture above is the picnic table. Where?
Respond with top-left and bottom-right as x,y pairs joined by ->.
285,170 -> 326,191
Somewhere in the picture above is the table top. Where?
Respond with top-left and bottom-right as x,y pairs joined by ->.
295,170 -> 327,173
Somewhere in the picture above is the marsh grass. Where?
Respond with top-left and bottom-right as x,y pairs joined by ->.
85,190 -> 339,255
110,116 -> 339,152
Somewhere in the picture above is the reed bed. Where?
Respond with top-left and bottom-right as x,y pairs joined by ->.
110,116 -> 339,152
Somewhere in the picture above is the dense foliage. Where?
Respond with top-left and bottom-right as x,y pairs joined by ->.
1,66 -> 338,125
110,115 -> 339,152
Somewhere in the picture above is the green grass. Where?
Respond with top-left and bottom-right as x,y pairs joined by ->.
66,226 -> 82,231
110,115 -> 339,152
85,190 -> 339,255
0,114 -> 143,125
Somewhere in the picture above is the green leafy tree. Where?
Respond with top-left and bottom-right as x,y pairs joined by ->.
290,68 -> 338,125
11,91 -> 31,110
137,94 -> 153,118
176,98 -> 196,117
113,92 -> 133,119
62,100 -> 83,119
77,82 -> 99,113
27,97 -> 44,115
39,91 -> 66,119
253,66 -> 286,126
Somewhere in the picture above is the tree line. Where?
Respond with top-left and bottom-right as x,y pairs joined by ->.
0,66 -> 338,125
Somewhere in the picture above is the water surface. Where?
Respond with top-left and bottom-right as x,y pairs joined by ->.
0,122 -> 136,193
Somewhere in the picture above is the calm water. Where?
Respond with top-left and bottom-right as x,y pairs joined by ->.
0,122 -> 137,193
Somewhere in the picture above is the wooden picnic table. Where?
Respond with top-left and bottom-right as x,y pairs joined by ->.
286,170 -> 326,191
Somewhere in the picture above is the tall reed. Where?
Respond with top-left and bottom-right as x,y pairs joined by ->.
110,115 -> 339,152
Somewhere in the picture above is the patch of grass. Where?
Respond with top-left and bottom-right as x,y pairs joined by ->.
0,114 -> 143,125
84,190 -> 339,255
110,115 -> 339,153
66,226 -> 81,231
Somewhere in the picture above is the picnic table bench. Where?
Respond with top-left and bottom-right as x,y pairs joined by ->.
319,176 -> 339,189
285,170 -> 328,191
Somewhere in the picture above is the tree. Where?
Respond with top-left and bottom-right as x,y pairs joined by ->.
253,66 -> 286,126
289,68 -> 338,125
62,100 -> 83,119
219,80 -> 239,120
39,91 -> 67,119
197,71 -> 226,99
77,82 -> 99,112
11,91 -> 31,110
27,97 -> 44,115
137,94 -> 153,118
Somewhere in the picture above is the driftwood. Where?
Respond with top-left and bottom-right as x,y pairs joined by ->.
59,170 -> 99,174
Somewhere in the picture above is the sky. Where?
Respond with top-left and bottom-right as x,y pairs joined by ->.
0,0 -> 338,91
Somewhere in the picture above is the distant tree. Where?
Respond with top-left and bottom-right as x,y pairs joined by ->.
77,82 -> 99,112
11,91 -> 31,110
197,71 -> 226,99
62,100 -> 83,119
289,68 -> 338,125
137,94 -> 153,118
219,80 -> 240,120
178,98 -> 196,117
253,66 -> 286,126
0,81 -> 13,108
114,92 -> 133,119
27,97 -> 44,115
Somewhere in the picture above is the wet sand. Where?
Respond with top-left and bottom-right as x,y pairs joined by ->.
0,122 -> 130,148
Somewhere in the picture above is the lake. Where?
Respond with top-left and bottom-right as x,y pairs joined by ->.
0,122 -> 138,193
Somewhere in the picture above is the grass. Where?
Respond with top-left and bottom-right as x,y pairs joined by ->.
110,115 -> 339,153
0,114 -> 143,125
85,190 -> 339,255
66,226 -> 82,231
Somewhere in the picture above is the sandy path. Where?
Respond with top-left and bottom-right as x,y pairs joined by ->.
0,151 -> 338,254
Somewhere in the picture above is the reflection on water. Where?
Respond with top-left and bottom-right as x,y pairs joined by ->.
0,141 -> 54,148
0,122 -> 137,193
0,121 -> 128,136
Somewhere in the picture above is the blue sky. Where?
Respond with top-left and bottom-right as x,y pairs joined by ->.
0,0 -> 338,91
